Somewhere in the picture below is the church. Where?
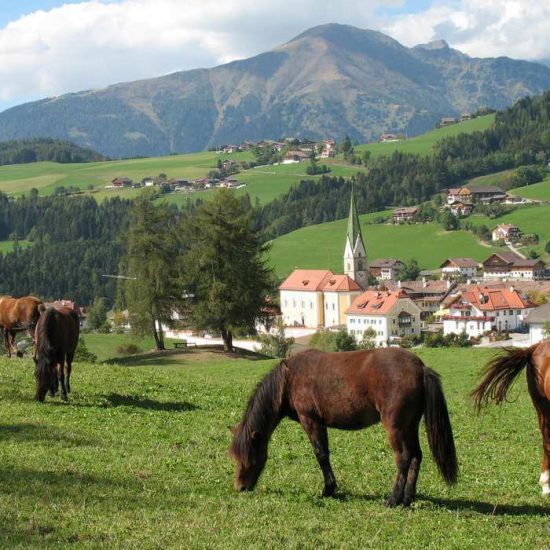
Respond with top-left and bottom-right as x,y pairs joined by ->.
279,185 -> 368,328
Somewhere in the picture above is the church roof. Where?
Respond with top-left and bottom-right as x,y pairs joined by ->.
346,183 -> 366,251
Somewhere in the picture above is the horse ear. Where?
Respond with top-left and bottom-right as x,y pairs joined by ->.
228,425 -> 237,434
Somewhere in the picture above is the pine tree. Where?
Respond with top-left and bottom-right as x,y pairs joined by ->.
181,189 -> 273,352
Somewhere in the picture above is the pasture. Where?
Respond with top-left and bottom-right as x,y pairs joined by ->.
513,175 -> 550,202
0,346 -> 548,547
269,212 -> 499,276
354,114 -> 495,159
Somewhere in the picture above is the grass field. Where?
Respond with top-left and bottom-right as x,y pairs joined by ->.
512,175 -> 550,202
0,149 -> 364,207
354,114 -> 495,159
0,240 -> 31,254
269,211 -> 498,276
1,345 -> 548,548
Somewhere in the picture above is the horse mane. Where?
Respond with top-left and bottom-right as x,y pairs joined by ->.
230,360 -> 288,464
36,307 -> 57,359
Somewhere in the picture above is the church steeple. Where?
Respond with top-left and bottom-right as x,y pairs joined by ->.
344,183 -> 368,288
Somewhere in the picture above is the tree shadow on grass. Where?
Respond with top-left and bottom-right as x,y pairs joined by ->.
101,393 -> 198,412
0,423 -> 96,447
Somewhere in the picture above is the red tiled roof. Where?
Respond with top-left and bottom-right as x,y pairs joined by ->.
279,270 -> 334,291
370,258 -> 404,268
346,290 -> 409,316
322,275 -> 362,292
440,258 -> 478,269
450,286 -> 533,311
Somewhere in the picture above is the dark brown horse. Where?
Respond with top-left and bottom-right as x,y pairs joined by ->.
34,306 -> 80,402
229,348 -> 458,507
472,340 -> 550,496
0,295 -> 45,357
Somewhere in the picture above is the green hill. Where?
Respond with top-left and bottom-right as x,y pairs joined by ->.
355,114 -> 495,158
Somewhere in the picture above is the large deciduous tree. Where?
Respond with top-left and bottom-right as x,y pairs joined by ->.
182,189 -> 273,352
120,193 -> 179,351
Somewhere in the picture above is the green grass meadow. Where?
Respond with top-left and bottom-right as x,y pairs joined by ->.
513,175 -> 550,202
269,212 -> 499,276
0,346 -> 548,548
355,114 -> 495,159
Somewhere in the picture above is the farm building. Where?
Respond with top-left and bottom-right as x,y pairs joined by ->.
392,207 -> 419,222
482,252 -> 546,280
492,224 -> 521,242
440,258 -> 479,279
345,289 -> 422,346
369,259 -> 404,281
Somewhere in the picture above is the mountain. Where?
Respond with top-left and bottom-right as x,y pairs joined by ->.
1,24 -> 550,158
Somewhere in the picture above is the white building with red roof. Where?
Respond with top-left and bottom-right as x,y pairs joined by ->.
440,257 -> 479,279
443,286 -> 535,337
345,289 -> 422,346
279,270 -> 361,328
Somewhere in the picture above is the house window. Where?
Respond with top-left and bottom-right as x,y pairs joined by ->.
332,304 -> 335,311
509,310 -> 513,315
325,303 -> 328,310
310,302 -> 313,310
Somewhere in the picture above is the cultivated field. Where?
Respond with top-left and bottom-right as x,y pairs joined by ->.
354,114 -> 495,158
269,211 -> 499,276
0,346 -> 547,548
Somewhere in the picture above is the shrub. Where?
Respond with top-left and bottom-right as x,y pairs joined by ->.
75,338 -> 97,363
310,331 -> 338,352
116,343 -> 141,355
258,323 -> 295,358
334,329 -> 357,351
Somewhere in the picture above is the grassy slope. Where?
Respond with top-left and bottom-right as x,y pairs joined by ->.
355,114 -> 495,158
0,346 -> 548,548
269,211 -> 498,277
0,240 -> 31,254
512,174 -> 550,201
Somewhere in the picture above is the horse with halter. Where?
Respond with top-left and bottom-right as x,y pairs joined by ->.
0,295 -> 45,357
229,348 -> 458,507
472,340 -> 550,496
34,306 -> 80,402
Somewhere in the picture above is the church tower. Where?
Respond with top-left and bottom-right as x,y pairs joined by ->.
344,184 -> 368,288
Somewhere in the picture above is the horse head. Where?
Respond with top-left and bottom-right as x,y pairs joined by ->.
228,423 -> 268,492
34,353 -> 56,402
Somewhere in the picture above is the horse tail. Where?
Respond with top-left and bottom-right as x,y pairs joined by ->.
423,367 -> 458,486
471,346 -> 536,411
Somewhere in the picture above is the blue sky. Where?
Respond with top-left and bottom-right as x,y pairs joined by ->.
0,0 -> 548,113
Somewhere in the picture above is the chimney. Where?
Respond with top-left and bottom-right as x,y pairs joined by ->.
447,279 -> 451,289
398,280 -> 402,289
422,276 -> 427,288
509,285 -> 515,293
466,279 -> 471,285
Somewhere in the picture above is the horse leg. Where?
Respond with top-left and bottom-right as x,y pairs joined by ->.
385,427 -> 413,507
538,413 -> 550,496
402,430 -> 423,507
57,358 -> 68,401
3,328 -> 11,358
298,415 -> 337,497
65,353 -> 73,393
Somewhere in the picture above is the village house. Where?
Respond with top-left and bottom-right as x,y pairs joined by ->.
442,286 -> 534,337
483,251 -> 546,280
492,223 -> 521,242
283,150 -> 310,164
319,139 -> 336,159
111,177 -> 132,188
384,279 -> 456,319
220,144 -> 238,154
392,207 -> 419,222
448,200 -> 474,217
525,302 -> 550,345
142,177 -> 156,187
460,113 -> 472,121
440,258 -> 479,279
448,185 -> 506,204
379,133 -> 400,143
345,289 -> 422,347
369,259 -> 404,281
439,117 -> 457,127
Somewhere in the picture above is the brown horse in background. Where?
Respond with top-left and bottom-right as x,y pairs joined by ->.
34,306 -> 79,402
229,348 -> 458,507
0,295 -> 45,357
472,340 -> 550,496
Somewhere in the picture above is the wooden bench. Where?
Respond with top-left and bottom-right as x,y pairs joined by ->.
173,341 -> 197,349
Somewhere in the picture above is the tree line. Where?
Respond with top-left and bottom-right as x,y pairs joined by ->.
0,138 -> 106,166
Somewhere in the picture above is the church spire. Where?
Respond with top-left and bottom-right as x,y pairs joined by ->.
347,182 -> 365,252
344,182 -> 368,288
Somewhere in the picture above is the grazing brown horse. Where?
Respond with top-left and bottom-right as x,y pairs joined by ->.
34,306 -> 79,402
0,295 -> 45,357
229,348 -> 458,507
472,340 -> 550,496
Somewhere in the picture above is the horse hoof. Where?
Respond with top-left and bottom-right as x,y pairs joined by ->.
385,496 -> 400,508
61,395 -> 68,402
322,486 -> 336,498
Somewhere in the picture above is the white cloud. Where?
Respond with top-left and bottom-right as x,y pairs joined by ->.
384,0 -> 550,61
0,0 -> 396,109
